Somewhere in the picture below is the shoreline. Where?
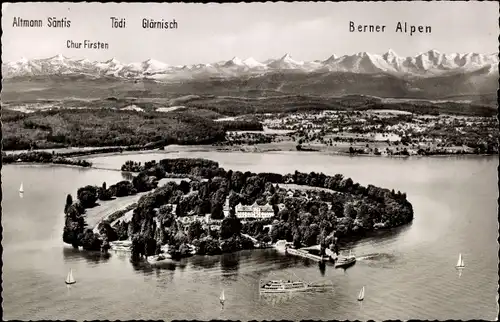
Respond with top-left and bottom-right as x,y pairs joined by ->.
4,147 -> 495,175
6,143 -> 495,163
3,143 -> 497,163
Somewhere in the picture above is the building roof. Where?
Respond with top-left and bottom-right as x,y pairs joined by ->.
235,202 -> 274,213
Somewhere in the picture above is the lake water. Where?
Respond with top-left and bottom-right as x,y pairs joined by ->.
2,152 -> 498,320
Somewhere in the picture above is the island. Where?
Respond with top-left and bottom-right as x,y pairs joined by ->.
62,158 -> 414,263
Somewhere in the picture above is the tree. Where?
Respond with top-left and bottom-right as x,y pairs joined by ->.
197,237 -> 222,255
210,203 -> 224,219
63,222 -> 81,249
115,181 -> 135,197
187,221 -> 204,243
132,172 -> 155,193
343,203 -> 357,219
80,229 -> 102,251
98,182 -> 113,201
301,223 -> 320,246
293,230 -> 302,248
64,194 -> 73,214
99,222 -> 118,242
179,180 -> 190,194
130,234 -> 142,262
77,185 -> 98,208
220,215 -> 242,239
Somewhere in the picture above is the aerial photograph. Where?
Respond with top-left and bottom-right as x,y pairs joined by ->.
1,2 -> 498,321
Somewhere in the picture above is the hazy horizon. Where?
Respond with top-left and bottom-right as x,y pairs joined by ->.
2,2 -> 498,65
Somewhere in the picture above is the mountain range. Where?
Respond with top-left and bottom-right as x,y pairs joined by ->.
3,50 -> 498,80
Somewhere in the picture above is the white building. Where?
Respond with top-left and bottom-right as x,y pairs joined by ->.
235,202 -> 274,219
222,197 -> 281,220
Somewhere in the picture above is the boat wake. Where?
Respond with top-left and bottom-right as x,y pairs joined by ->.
357,252 -> 397,262
259,292 -> 297,306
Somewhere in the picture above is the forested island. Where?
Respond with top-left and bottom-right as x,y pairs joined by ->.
63,158 -> 413,262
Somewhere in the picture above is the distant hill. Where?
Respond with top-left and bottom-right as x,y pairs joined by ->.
2,68 -> 497,105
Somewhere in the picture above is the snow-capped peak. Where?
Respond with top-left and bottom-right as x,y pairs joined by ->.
104,57 -> 120,65
383,49 -> 399,59
323,54 -> 338,64
230,57 -> 243,65
355,51 -> 374,58
242,57 -> 265,68
267,53 -> 304,69
46,54 -> 68,63
142,58 -> 168,68
419,49 -> 442,61
280,53 -> 302,64
3,50 -> 498,79
223,56 -> 244,67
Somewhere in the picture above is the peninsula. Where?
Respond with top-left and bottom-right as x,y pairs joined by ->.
62,158 -> 414,261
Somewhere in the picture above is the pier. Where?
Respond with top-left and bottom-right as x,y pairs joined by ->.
274,241 -> 336,262
285,247 -> 326,262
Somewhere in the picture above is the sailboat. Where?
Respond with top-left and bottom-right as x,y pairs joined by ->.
357,286 -> 365,301
65,269 -> 76,285
219,289 -> 225,306
19,182 -> 24,193
456,253 -> 465,268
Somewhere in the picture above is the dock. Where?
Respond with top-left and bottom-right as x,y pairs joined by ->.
285,247 -> 327,262
274,240 -> 336,262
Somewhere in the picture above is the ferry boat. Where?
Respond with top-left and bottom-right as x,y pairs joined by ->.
259,279 -> 333,293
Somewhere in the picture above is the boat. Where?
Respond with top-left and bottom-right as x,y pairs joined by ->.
219,289 -> 225,305
259,279 -> 333,294
110,240 -> 132,252
456,253 -> 465,268
335,250 -> 356,268
146,253 -> 173,265
65,269 -> 76,285
19,182 -> 24,193
358,286 -> 365,301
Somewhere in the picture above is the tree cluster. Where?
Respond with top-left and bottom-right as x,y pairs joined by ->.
62,193 -> 108,251
3,151 -> 92,167
2,108 -> 226,150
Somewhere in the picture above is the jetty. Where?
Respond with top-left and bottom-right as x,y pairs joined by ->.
274,241 -> 336,262
286,247 -> 326,261
242,233 -> 273,249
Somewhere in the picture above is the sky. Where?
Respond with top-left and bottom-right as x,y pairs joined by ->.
2,2 -> 498,65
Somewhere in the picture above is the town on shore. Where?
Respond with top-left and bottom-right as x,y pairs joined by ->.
3,99 -> 497,166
